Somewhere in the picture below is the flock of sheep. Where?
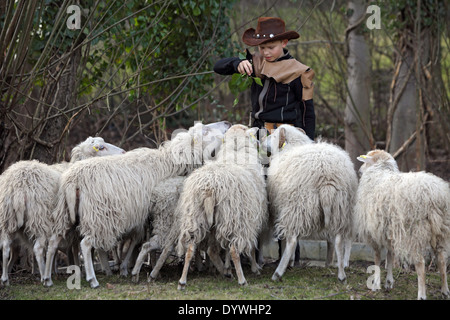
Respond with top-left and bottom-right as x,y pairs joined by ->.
0,121 -> 449,300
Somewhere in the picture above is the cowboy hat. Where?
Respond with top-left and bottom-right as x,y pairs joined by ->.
242,17 -> 300,46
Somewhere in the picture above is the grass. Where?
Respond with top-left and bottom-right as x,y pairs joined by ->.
0,260 -> 448,301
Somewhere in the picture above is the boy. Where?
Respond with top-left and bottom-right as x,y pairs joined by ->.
214,17 -> 316,140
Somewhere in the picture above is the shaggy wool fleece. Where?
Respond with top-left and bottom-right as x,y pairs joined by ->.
355,150 -> 450,263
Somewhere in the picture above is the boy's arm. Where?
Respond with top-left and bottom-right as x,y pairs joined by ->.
302,68 -> 315,139
303,99 -> 315,140
213,57 -> 243,75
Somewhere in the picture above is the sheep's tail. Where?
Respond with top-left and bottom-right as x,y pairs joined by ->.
204,194 -> 215,228
2,188 -> 27,232
319,184 -> 351,236
65,182 -> 78,225
319,185 -> 335,229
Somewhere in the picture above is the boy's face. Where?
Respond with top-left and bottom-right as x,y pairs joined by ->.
258,39 -> 288,62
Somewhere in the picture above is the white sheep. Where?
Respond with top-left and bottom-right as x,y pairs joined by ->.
130,176 -> 186,282
263,125 -> 358,282
176,124 -> 268,289
355,149 -> 450,300
42,121 -> 231,288
0,137 -> 125,285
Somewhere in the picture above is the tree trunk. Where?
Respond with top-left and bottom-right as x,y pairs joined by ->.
387,1 -> 442,172
345,0 -> 373,171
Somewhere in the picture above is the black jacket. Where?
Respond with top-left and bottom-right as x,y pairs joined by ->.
214,49 -> 315,140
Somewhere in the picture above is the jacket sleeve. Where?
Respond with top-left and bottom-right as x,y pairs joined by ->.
303,99 -> 315,140
213,57 -> 243,75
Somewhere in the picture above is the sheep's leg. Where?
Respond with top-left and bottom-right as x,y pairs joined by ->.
206,243 -> 224,275
33,236 -> 46,282
42,234 -> 62,287
415,257 -> 426,300
343,238 -> 352,268
1,235 -> 12,286
120,238 -> 138,277
71,241 -> 80,267
80,237 -> 99,288
257,238 -> 265,266
250,248 -> 261,275
131,238 -> 159,283
272,236 -> 297,281
373,242 -> 382,266
223,250 -> 232,278
178,242 -> 196,290
230,244 -> 247,286
149,244 -> 173,281
385,248 -> 394,290
334,234 -> 346,282
325,239 -> 335,267
371,242 -> 382,291
96,249 -> 112,276
435,246 -> 449,298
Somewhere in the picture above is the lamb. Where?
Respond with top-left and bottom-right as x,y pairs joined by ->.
130,176 -> 186,282
42,121 -> 231,288
263,125 -> 358,282
355,149 -> 450,300
0,137 -> 125,285
176,124 -> 268,289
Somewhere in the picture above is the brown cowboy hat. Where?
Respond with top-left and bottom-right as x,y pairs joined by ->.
242,17 -> 300,46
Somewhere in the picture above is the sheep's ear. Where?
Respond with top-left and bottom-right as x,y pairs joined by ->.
278,127 -> 286,149
247,127 -> 258,140
357,155 -> 372,163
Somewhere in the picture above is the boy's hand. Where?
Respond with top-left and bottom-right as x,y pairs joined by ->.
237,60 -> 253,76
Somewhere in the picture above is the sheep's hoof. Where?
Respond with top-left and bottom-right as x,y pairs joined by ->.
338,276 -> 347,284
441,290 -> 449,299
239,281 -> 248,286
147,274 -> 157,283
131,274 -> 139,283
88,278 -> 100,289
271,272 -> 282,282
1,279 -> 10,286
224,268 -> 232,278
177,281 -> 186,291
385,280 -> 394,290
42,278 -> 53,287
119,269 -> 128,277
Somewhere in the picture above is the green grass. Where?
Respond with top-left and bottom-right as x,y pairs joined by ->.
1,260 -> 447,300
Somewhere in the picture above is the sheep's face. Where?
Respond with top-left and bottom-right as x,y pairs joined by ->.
357,149 -> 398,174
169,121 -> 231,167
71,137 -> 126,162
201,121 -> 232,158
86,137 -> 126,157
261,125 -> 307,155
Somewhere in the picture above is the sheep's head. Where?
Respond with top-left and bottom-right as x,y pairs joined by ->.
70,137 -> 126,162
261,124 -> 311,155
167,121 -> 231,170
357,149 -> 398,174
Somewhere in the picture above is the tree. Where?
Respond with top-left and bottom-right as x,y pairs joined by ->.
344,0 -> 373,170
385,0 -> 448,171
0,0 -> 236,172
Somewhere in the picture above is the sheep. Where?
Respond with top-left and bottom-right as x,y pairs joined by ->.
42,121 -> 231,288
176,124 -> 268,289
355,149 -> 450,300
0,137 -> 125,285
130,176 -> 186,282
263,125 -> 358,282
